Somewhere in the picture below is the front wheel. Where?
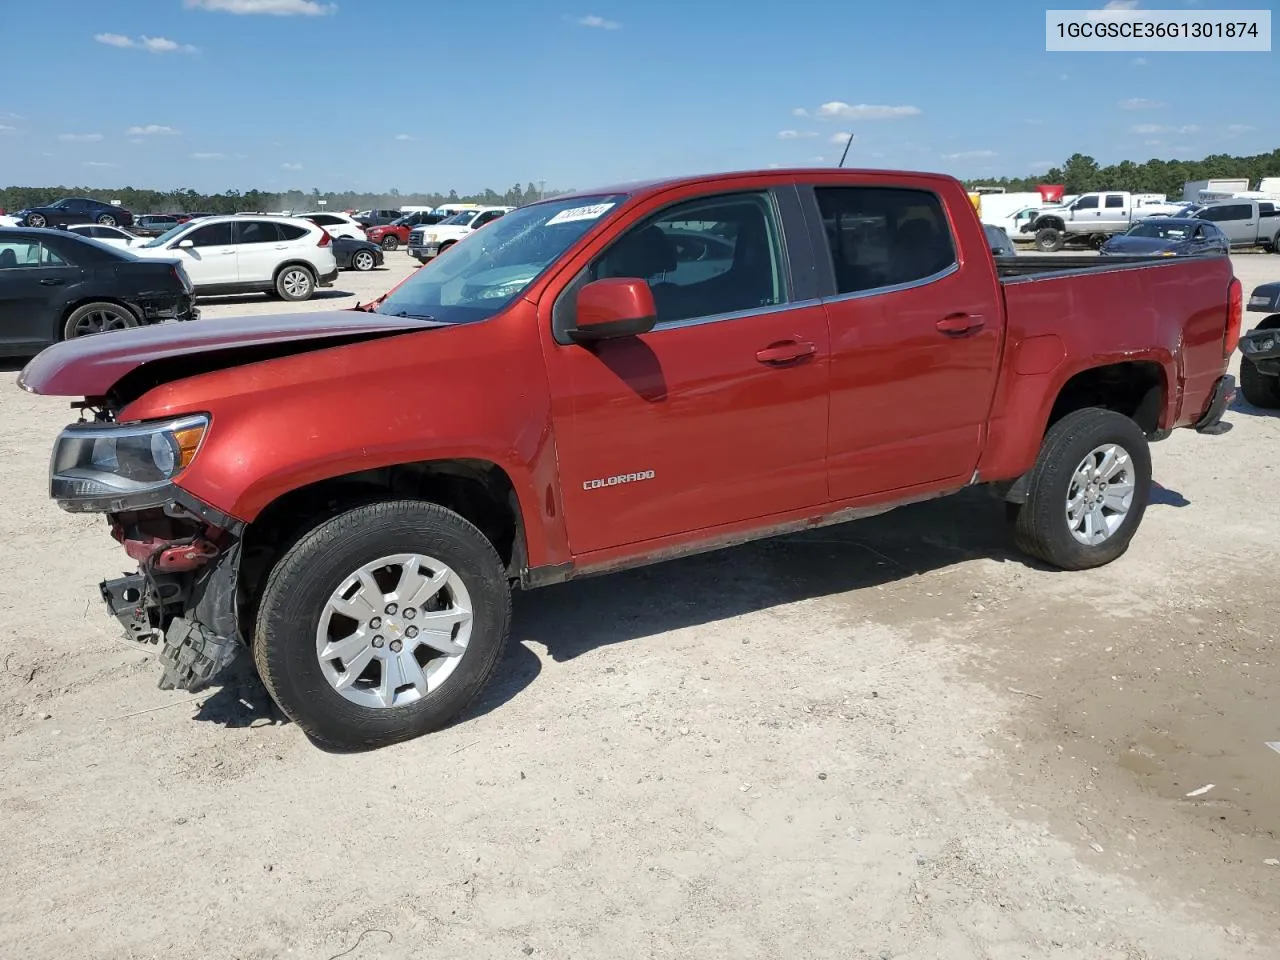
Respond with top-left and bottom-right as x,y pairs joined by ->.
27,213 -> 46,228
380,235 -> 399,251
274,265 -> 316,301
351,249 -> 376,271
97,214 -> 118,227
1007,407 -> 1151,570
1035,227 -> 1064,253
252,500 -> 512,750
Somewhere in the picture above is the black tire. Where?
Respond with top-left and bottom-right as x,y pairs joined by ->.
253,500 -> 512,750
97,213 -> 118,227
1240,357 -> 1280,408
380,235 -> 399,251
1007,407 -> 1152,570
350,249 -> 377,272
26,213 -> 46,228
1035,227 -> 1064,253
274,264 -> 316,302
62,301 -> 138,340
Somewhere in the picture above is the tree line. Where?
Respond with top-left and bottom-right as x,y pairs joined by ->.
965,146 -> 1280,198
0,182 -> 572,216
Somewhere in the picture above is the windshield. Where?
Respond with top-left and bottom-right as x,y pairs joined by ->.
439,210 -> 478,226
142,222 -> 192,248
1126,221 -> 1193,240
374,193 -> 629,325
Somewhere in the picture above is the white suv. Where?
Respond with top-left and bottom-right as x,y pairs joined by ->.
129,215 -> 338,301
297,212 -> 366,240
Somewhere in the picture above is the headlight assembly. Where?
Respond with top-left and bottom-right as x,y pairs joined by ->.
50,414 -> 208,512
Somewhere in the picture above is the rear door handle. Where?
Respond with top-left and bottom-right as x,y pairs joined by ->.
756,340 -> 816,365
39,277 -> 66,286
936,313 -> 984,336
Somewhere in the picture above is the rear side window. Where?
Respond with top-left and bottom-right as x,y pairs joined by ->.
236,220 -> 281,244
814,186 -> 958,295
309,214 -> 340,226
1105,195 -> 1125,208
277,223 -> 309,240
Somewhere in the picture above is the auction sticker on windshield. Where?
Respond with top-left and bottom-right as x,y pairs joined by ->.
546,202 -> 616,226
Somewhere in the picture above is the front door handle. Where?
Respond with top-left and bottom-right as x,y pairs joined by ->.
39,277 -> 66,286
936,313 -> 985,336
756,340 -> 816,365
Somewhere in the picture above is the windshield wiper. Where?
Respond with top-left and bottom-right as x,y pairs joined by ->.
384,309 -> 437,321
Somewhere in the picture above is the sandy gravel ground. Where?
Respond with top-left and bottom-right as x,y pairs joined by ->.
1,250 -> 1279,960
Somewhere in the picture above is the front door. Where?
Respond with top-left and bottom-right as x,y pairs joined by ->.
544,188 -> 831,556
807,183 -> 1003,500
172,221 -> 237,286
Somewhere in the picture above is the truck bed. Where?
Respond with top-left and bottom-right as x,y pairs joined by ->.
993,253 -> 1213,280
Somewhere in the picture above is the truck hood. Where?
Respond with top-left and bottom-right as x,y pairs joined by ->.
18,310 -> 433,398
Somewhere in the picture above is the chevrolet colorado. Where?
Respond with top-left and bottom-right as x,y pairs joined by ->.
18,168 -> 1241,750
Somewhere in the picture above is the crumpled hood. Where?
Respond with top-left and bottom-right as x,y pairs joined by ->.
18,310 -> 433,397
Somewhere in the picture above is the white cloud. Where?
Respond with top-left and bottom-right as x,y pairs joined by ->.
127,124 -> 180,135
830,131 -> 853,145
1030,160 -> 1055,172
942,149 -> 998,160
282,162 -> 303,170
184,0 -> 337,14
94,32 -> 134,47
1130,123 -> 1198,134
817,101 -> 921,120
190,152 -> 226,160
0,125 -> 17,135
1133,56 -> 1148,65
83,161 -> 118,168
394,133 -> 415,141
1088,1 -> 1143,20
809,156 -> 828,164
1144,139 -> 1164,146
1227,123 -> 1256,134
777,129 -> 817,140
572,14 -> 620,29
791,107 -> 809,118
141,36 -> 199,53
1118,97 -> 1165,109
1104,0 -> 1140,8
59,133 -> 103,142
0,112 -> 22,121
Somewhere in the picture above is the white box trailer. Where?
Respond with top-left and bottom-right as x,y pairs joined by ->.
1183,178 -> 1250,202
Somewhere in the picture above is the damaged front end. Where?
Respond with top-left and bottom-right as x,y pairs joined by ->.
50,404 -> 247,692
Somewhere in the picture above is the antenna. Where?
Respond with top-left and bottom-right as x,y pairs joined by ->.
837,133 -> 854,168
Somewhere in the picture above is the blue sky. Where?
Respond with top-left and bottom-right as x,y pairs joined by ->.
0,0 -> 1272,195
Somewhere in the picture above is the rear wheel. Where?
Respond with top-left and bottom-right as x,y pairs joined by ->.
63,301 -> 138,340
1007,407 -> 1151,570
351,249 -> 376,272
1035,227 -> 1064,253
380,235 -> 399,251
252,500 -> 511,750
97,214 -> 118,228
1240,357 -> 1280,408
274,265 -> 316,301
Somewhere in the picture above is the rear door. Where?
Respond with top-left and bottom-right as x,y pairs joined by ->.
233,219 -> 284,284
543,185 -> 832,555
0,237 -> 80,349
1201,202 -> 1255,246
1102,193 -> 1129,227
804,181 -> 1003,499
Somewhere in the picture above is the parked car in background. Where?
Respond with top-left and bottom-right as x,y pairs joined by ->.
364,211 -> 447,251
1192,199 -> 1280,252
298,212 -> 366,240
0,226 -> 195,356
1145,202 -> 1204,219
11,198 -> 134,229
1099,218 -> 1229,258
1024,191 -> 1155,252
353,208 -> 403,227
173,212 -> 216,224
128,215 -> 338,301
132,214 -> 182,238
1236,281 -> 1280,407
65,223 -> 143,250
18,167 -> 1239,748
984,223 -> 1016,257
333,235 -> 383,272
407,206 -> 513,262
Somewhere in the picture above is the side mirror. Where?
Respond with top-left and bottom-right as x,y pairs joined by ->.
176,239 -> 195,249
569,278 -> 658,343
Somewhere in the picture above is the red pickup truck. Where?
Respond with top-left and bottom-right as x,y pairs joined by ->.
19,168 -> 1239,750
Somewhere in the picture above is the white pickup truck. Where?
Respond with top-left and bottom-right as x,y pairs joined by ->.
1023,192 -> 1174,252
406,206 -> 514,263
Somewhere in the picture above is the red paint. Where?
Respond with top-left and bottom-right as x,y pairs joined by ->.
122,537 -> 220,572
24,167 -> 1235,579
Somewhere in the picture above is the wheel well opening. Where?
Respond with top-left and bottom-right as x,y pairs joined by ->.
1048,361 -> 1165,436
236,459 -> 524,641
273,260 -> 317,279
1251,313 -> 1280,332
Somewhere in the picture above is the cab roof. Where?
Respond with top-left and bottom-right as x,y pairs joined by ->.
550,167 -> 953,203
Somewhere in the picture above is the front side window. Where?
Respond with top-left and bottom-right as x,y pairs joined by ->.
1074,196 -> 1099,210
374,193 -> 629,325
187,222 -> 234,247
584,191 -> 787,325
815,186 -> 957,295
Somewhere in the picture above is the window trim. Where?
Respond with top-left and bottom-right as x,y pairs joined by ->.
550,187 -> 800,344
797,182 -> 961,302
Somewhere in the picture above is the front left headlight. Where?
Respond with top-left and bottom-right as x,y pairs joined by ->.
50,414 -> 208,513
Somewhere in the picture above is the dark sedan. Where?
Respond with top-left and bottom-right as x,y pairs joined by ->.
12,197 -> 134,229
0,227 -> 197,357
1099,218 -> 1228,257
333,235 -> 384,272
132,214 -> 182,238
